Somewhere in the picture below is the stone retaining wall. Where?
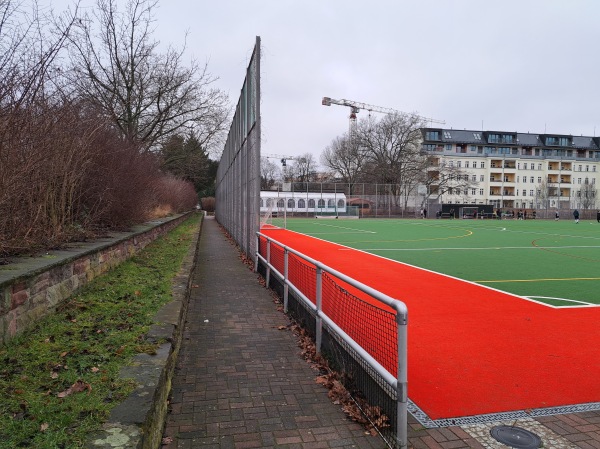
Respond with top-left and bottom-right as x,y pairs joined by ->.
0,213 -> 191,345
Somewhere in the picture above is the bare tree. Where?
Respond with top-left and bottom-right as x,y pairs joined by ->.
579,182 -> 597,210
291,152 -> 317,183
536,179 -> 552,209
357,112 -> 426,207
320,134 -> 367,194
260,157 -> 280,190
66,0 -> 229,152
395,153 -> 474,210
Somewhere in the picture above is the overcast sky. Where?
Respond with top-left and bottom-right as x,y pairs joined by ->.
50,0 -> 600,165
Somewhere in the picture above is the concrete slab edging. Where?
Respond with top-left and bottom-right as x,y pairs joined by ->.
85,215 -> 203,449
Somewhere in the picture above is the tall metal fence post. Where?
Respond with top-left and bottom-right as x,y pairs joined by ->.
315,266 -> 323,354
283,248 -> 289,313
396,309 -> 409,449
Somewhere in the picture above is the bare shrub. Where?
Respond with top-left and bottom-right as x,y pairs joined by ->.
152,175 -> 198,215
200,197 -> 216,212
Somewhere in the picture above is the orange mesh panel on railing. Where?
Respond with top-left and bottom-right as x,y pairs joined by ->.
322,272 -> 398,376
288,252 -> 316,303
269,241 -> 285,274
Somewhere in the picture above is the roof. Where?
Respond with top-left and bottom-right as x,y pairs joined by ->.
422,128 -> 600,150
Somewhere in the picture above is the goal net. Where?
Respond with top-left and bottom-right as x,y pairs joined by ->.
459,206 -> 479,219
260,201 -> 275,229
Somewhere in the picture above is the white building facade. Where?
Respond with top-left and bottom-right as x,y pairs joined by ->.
421,128 -> 599,211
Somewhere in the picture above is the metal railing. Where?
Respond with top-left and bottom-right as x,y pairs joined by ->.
256,232 -> 408,449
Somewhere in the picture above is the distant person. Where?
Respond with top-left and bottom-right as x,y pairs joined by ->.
423,208 -> 427,219
497,208 -> 502,220
450,208 -> 455,219
597,210 -> 600,223
555,211 -> 559,221
573,209 -> 580,224
532,210 -> 537,219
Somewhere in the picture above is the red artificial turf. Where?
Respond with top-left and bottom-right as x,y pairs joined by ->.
261,228 -> 600,420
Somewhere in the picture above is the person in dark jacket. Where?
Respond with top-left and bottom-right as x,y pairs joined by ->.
573,209 -> 580,224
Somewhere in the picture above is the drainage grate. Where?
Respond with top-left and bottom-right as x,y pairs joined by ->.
490,425 -> 542,448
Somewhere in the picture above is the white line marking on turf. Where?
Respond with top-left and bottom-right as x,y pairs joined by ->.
526,296 -> 597,307
339,245 -> 600,251
311,223 -> 376,233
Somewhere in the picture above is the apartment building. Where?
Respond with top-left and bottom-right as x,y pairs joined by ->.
421,128 -> 600,210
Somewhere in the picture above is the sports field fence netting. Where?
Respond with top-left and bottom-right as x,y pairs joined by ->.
263,181 -> 598,220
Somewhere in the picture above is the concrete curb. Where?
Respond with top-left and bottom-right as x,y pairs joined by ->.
85,215 -> 203,449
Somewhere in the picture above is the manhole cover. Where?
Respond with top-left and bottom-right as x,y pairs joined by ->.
490,425 -> 542,448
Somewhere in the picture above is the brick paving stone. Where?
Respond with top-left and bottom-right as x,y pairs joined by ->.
161,216 -> 600,449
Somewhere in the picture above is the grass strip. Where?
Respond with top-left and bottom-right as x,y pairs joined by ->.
0,213 -> 201,449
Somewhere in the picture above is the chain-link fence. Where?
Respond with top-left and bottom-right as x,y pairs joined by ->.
215,37 -> 261,259
265,181 -> 599,220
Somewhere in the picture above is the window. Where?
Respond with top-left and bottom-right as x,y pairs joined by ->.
578,178 -> 582,184
480,162 -> 485,168
472,175 -> 477,181
538,163 -> 542,170
277,199 -> 285,208
423,144 -> 437,151
318,199 -> 325,208
328,199 -> 335,208
480,175 -> 484,182
449,160 -> 454,167
465,161 -> 469,168
425,131 -> 440,140
523,163 -> 527,170
593,178 -> 596,185
308,199 -> 316,208
579,165 -> 583,171
298,199 -> 306,208
448,188 -> 453,195
594,166 -> 597,172
538,177 -> 542,183
470,145 -> 477,151
480,189 -> 484,195
473,133 -> 481,140
585,178 -> 589,184
260,199 -> 264,207
337,199 -> 345,208
288,199 -> 295,209
530,177 -> 535,183
522,177 -> 525,183
443,131 -> 452,139
457,161 -> 462,168
530,190 -> 534,196
586,165 -> 590,171
446,144 -> 452,151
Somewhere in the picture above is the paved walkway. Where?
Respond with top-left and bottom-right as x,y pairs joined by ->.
163,217 -> 600,449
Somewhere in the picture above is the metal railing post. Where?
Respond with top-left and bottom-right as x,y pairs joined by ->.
315,266 -> 323,354
266,240 -> 271,287
283,248 -> 289,313
254,234 -> 259,272
396,309 -> 408,449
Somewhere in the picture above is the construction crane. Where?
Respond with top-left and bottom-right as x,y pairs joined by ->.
263,153 -> 295,167
321,96 -> 445,140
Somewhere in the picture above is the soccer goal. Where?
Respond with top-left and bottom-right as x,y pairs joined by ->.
259,201 -> 275,229
459,206 -> 479,219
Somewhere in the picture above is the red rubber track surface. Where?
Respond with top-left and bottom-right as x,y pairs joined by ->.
261,228 -> 600,420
